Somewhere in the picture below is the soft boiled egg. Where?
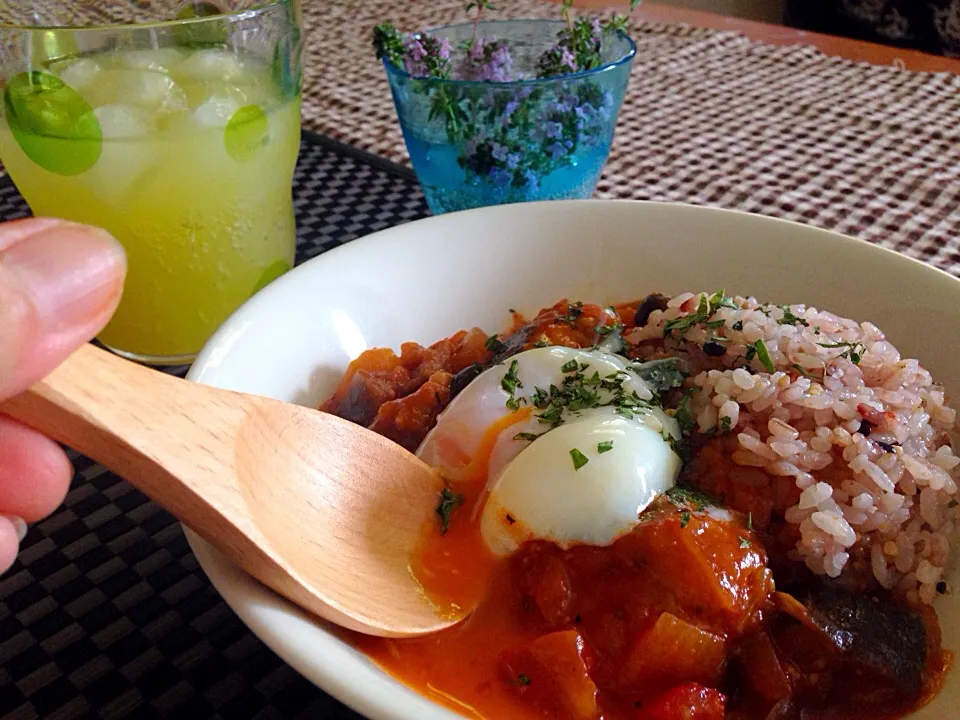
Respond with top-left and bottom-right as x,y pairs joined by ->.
416,346 -> 682,555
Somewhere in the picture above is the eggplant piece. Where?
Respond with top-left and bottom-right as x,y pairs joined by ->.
449,322 -> 533,399
634,293 -> 670,327
796,582 -> 926,699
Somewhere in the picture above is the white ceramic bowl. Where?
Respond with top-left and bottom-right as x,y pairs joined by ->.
186,200 -> 958,720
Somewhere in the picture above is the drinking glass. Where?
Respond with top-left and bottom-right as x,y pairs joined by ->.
0,0 -> 303,364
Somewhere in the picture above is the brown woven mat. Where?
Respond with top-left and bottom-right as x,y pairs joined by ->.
300,0 -> 960,276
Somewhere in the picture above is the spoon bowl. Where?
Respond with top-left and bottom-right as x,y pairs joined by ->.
2,343 -> 461,637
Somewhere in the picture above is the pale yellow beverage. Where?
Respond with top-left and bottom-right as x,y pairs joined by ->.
0,46 -> 300,363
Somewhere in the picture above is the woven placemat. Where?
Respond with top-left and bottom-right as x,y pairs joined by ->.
0,132 -> 423,720
299,0 -> 960,276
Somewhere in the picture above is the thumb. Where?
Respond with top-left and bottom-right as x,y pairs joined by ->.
0,218 -> 126,401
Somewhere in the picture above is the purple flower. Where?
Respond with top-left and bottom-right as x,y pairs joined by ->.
506,153 -> 520,170
590,17 -> 602,36
438,37 -> 452,60
465,139 -> 478,156
547,141 -> 565,160
456,36 -> 514,82
403,37 -> 427,75
560,48 -> 577,71
489,167 -> 512,187
504,99 -> 519,116
545,122 -> 563,139
491,142 -> 509,162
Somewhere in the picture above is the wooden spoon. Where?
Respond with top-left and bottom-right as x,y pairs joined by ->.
1,343 -> 464,638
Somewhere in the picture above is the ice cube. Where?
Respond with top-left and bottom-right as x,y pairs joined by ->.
193,96 -> 241,129
177,49 -> 246,82
51,57 -> 102,90
84,104 -> 157,201
87,69 -> 188,116
183,78 -> 268,110
115,48 -> 184,74
94,104 -> 156,138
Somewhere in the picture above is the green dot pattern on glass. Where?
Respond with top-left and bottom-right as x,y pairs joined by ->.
174,2 -> 228,48
4,71 -> 102,176
224,104 -> 269,162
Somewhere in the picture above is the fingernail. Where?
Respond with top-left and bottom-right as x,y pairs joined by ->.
1,515 -> 27,542
1,223 -> 126,335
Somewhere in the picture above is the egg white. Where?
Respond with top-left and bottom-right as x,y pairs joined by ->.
416,345 -> 683,555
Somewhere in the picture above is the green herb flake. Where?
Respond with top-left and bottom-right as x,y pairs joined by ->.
752,339 -> 776,373
738,536 -> 752,549
562,301 -> 584,325
436,487 -> 465,535
506,395 -> 526,411
561,358 -> 580,373
747,512 -> 753,531
791,363 -> 819,380
570,448 -> 589,470
778,305 -> 809,327
630,357 -> 687,395
817,341 -> 867,365
666,485 -> 715,510
485,334 -> 507,354
679,511 -> 691,529
720,415 -> 732,432
732,320 -> 744,331
511,673 -> 532,687
501,359 -> 522,394
597,440 -> 614,454
673,388 -> 696,435
514,432 -> 542,442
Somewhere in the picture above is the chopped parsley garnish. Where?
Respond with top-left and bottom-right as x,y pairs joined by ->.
747,511 -> 753,531
663,290 -> 737,339
597,440 -> 614,454
630,357 -> 687,396
673,388 -> 696,434
570,448 -> 589,470
666,484 -> 715,510
435,487 -> 464,535
778,305 -> 809,326
501,359 -> 522,394
732,320 -> 744,331
502,359 -> 525,410
738,536 -> 752,549
791,363 -> 819,380
485,334 -> 507,354
817,341 -> 866,365
749,339 -> 776,373
562,301 -> 584,325
720,415 -> 733,432
679,511 -> 691,529
561,358 -> 580,373
514,432 -> 543,442
597,320 -> 624,337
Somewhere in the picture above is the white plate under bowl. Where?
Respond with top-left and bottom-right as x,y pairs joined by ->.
185,200 -> 959,720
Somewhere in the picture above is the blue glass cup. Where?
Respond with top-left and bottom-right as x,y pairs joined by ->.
381,19 -> 636,214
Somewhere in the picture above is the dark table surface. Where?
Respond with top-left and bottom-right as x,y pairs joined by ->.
0,131 -> 427,720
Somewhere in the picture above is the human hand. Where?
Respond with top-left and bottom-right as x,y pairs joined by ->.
0,218 -> 126,573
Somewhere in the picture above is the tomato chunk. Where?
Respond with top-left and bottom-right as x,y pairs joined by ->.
618,612 -> 726,691
500,630 -> 598,720
634,683 -> 726,720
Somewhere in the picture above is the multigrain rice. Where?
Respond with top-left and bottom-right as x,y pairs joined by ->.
627,292 -> 958,605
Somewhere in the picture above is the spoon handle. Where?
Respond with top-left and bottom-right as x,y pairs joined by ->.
1,344 -> 253,536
